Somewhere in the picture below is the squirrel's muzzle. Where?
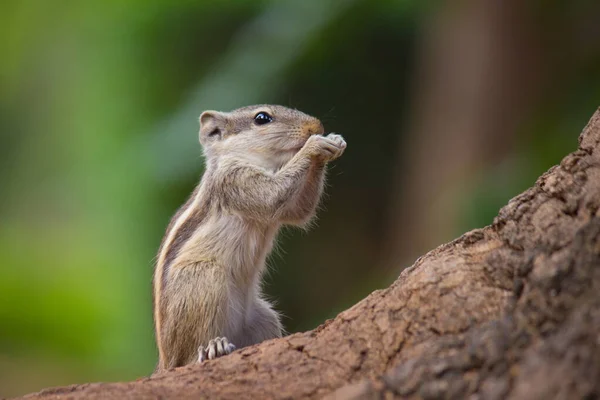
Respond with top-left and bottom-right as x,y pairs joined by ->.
304,120 -> 325,137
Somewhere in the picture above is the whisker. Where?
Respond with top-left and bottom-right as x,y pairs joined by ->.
263,130 -> 298,136
321,107 -> 337,124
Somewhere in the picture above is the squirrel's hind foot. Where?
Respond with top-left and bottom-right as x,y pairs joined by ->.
198,337 -> 236,362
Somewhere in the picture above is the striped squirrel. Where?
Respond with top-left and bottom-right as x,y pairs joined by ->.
153,104 -> 346,371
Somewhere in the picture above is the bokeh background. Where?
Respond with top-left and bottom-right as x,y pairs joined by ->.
1,0 -> 599,396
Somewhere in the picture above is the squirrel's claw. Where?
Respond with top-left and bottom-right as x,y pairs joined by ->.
198,337 -> 236,363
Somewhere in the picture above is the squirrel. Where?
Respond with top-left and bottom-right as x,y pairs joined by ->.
152,104 -> 346,371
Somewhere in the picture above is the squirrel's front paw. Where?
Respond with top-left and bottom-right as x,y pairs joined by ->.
198,337 -> 236,362
325,133 -> 346,159
305,133 -> 347,162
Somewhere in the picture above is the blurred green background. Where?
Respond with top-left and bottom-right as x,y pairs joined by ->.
1,0 -> 599,397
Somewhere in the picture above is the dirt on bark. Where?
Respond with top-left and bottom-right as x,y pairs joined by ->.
18,108 -> 600,400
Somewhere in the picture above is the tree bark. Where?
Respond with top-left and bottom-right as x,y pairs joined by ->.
21,108 -> 600,399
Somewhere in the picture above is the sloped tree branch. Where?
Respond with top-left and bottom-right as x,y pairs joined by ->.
21,108 -> 600,400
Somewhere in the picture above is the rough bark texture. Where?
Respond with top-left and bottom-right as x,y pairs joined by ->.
19,109 -> 600,399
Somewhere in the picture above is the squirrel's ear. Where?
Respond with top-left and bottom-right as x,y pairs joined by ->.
199,111 -> 226,144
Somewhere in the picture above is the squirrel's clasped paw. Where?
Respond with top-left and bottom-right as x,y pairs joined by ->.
198,337 -> 236,362
305,133 -> 347,162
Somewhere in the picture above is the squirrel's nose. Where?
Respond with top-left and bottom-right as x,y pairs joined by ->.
305,121 -> 325,136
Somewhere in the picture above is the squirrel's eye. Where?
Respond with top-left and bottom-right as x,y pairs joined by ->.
254,112 -> 273,125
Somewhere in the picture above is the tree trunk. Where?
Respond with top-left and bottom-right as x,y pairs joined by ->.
21,108 -> 600,399
382,0 -> 543,271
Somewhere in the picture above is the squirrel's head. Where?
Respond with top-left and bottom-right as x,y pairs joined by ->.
199,104 -> 324,168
